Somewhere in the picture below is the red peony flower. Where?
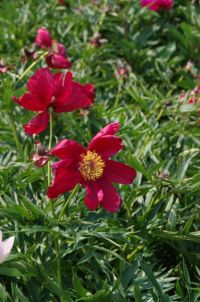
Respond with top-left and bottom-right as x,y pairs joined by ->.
140,0 -> 173,11
35,27 -> 71,69
13,68 -> 95,135
47,122 -> 136,212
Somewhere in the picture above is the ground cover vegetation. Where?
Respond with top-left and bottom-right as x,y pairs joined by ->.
0,0 -> 200,301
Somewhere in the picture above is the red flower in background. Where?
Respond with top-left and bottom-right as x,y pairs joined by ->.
35,27 -> 71,69
13,68 -> 95,135
0,60 -> 12,74
21,45 -> 37,64
58,0 -> 65,5
48,122 -> 136,212
140,0 -> 173,11
32,141 -> 49,167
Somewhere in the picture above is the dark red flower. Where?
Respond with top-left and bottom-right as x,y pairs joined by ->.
35,27 -> 71,69
21,44 -> 37,64
140,0 -> 173,11
45,52 -> 71,69
47,122 -> 136,212
32,141 -> 49,167
89,33 -> 108,48
58,0 -> 65,5
13,68 -> 95,135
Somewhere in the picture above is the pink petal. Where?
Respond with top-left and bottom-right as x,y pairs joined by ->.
35,27 -> 52,48
98,179 -> 121,212
27,68 -> 55,107
89,135 -> 123,159
32,154 -> 49,167
47,162 -> 81,198
104,160 -> 137,184
51,139 -> 85,160
0,66 -> 8,73
23,111 -> 49,135
58,43 -> 67,57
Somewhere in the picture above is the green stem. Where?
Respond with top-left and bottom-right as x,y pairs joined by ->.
16,51 -> 48,84
47,112 -> 63,297
42,166 -> 48,191
7,112 -> 22,153
48,112 -> 53,186
55,239 -> 62,292
92,0 -> 108,36
114,80 -> 123,107
58,184 -> 79,222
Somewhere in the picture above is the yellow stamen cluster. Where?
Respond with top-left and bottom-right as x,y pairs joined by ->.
79,151 -> 105,181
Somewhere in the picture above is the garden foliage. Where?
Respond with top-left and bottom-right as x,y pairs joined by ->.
0,0 -> 200,301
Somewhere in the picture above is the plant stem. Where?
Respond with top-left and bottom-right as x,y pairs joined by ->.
58,184 -> 79,222
7,112 -> 22,153
48,112 -> 53,186
16,51 -> 48,85
55,239 -> 62,292
42,166 -> 48,191
47,112 -> 63,297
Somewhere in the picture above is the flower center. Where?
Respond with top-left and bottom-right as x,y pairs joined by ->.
79,151 -> 105,181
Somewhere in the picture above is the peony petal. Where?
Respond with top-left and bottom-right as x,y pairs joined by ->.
89,122 -> 120,146
84,83 -> 95,102
52,159 -> 74,175
104,160 -> 137,184
12,94 -> 46,112
0,236 -> 14,264
89,135 -> 123,159
51,139 -> 85,160
0,231 -> 2,243
84,183 -> 100,211
23,111 -> 49,135
54,73 -> 93,112
158,0 -> 173,9
98,179 -> 121,212
140,0 -> 173,10
27,68 -> 55,107
46,53 -> 71,69
58,43 -> 67,57
35,27 -> 52,48
47,162 -> 81,199
32,154 -> 49,167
